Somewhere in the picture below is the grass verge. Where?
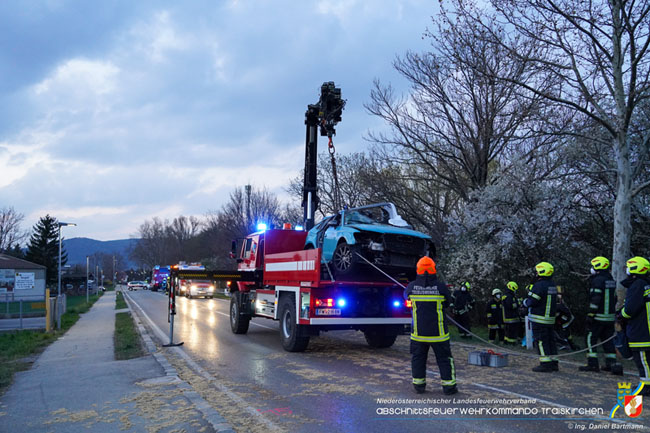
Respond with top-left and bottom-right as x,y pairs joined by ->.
114,312 -> 145,360
0,292 -> 103,395
115,291 -> 127,310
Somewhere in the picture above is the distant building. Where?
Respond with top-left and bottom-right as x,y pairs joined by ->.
0,253 -> 47,300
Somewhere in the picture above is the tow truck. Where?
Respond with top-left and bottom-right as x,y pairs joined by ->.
169,82 -> 414,352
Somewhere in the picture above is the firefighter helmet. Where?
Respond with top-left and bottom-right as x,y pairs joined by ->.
492,288 -> 502,296
416,256 -> 436,275
506,281 -> 518,292
535,262 -> 554,277
590,256 -> 610,270
462,281 -> 471,290
626,256 -> 650,275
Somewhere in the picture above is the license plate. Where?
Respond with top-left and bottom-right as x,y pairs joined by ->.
316,308 -> 341,316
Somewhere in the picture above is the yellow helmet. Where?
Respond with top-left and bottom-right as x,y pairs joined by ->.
462,281 -> 471,290
506,281 -> 518,292
535,262 -> 554,277
492,288 -> 502,296
590,256 -> 610,270
626,256 -> 650,275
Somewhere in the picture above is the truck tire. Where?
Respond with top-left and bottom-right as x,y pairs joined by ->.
230,292 -> 250,334
280,296 -> 309,352
332,241 -> 358,278
364,330 -> 397,348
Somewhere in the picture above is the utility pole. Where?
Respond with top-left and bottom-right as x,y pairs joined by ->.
245,184 -> 252,231
86,256 -> 89,302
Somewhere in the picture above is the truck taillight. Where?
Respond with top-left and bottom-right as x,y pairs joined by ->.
315,298 -> 334,307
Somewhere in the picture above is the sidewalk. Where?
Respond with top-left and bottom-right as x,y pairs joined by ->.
0,291 -> 217,432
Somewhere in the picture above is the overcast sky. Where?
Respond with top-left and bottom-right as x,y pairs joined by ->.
0,0 -> 434,241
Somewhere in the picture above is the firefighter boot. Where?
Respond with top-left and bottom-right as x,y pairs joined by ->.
413,384 -> 426,394
532,362 -> 554,373
551,360 -> 559,371
443,385 -> 458,395
578,357 -> 600,372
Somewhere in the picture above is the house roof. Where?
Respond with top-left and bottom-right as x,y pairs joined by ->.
0,253 -> 47,270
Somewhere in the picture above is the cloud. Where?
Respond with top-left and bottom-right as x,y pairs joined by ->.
0,0 -> 435,242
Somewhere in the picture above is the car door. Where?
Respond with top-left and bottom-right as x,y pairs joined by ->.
321,214 -> 342,261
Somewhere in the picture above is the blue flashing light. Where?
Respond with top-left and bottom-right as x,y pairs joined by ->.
256,223 -> 267,232
295,225 -> 304,231
337,298 -> 346,308
392,300 -> 401,308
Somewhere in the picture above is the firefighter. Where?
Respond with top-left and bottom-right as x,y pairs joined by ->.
487,289 -> 504,343
404,256 -> 457,395
451,281 -> 475,338
524,262 -> 559,372
579,256 -> 621,374
502,282 -> 520,345
555,293 -> 578,351
619,256 -> 650,395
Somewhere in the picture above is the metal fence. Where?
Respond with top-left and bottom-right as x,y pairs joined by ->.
0,294 -> 67,330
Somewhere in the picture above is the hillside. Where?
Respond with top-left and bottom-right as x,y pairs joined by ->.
63,237 -> 139,268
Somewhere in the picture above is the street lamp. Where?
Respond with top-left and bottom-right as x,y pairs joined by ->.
57,221 -> 76,297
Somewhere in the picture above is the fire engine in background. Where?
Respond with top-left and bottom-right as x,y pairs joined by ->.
173,262 -> 206,297
151,266 -> 171,292
169,82 -> 422,352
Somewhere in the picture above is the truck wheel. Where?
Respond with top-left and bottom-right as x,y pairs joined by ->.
230,293 -> 250,334
280,297 -> 309,352
332,241 -> 358,278
364,330 -> 397,348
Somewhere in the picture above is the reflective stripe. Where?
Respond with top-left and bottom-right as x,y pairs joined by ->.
442,379 -> 456,386
587,332 -> 594,356
592,289 -> 602,293
412,300 -> 418,336
604,289 -> 610,318
529,292 -> 541,300
621,308 -> 632,319
529,314 -> 555,324
605,353 -> 617,359
411,334 -> 450,343
594,314 -> 615,321
504,337 -> 517,343
589,304 -> 598,309
629,342 -> 650,347
503,318 -> 519,323
642,353 -> 650,379
410,295 -> 445,300
437,300 -> 445,337
545,295 -> 552,318
647,302 -> 650,340
450,357 -> 456,383
413,377 -> 426,385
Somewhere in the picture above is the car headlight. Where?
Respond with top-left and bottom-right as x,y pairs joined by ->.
369,241 -> 384,251
209,286 -> 215,290
191,285 -> 197,290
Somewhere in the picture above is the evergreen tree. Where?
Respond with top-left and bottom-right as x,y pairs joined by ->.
25,215 -> 67,284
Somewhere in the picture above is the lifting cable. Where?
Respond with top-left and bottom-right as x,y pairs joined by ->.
355,252 -> 618,361
328,134 -> 341,211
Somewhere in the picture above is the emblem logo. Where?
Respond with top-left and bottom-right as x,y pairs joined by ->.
624,395 -> 643,417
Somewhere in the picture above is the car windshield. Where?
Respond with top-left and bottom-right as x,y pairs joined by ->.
343,203 -> 411,228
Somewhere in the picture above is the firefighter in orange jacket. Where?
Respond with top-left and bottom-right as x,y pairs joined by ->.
404,257 -> 457,395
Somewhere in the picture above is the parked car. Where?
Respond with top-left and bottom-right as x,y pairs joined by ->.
127,281 -> 148,291
304,202 -> 435,279
185,280 -> 215,299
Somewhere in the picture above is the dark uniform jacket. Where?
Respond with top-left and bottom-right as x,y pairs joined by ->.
588,270 -> 617,322
486,299 -> 503,328
555,301 -> 574,330
502,291 -> 519,324
451,290 -> 474,315
621,275 -> 650,350
404,274 -> 451,343
524,276 -> 558,325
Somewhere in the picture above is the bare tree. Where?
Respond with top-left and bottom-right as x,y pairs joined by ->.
365,8 -> 551,208
0,206 -> 27,252
457,0 -> 650,301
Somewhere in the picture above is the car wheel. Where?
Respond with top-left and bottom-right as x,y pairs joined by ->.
279,296 -> 309,352
332,241 -> 358,278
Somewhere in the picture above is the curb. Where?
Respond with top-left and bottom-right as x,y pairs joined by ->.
121,290 -> 236,433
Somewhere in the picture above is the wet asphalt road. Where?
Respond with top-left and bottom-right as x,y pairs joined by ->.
126,289 -> 650,433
